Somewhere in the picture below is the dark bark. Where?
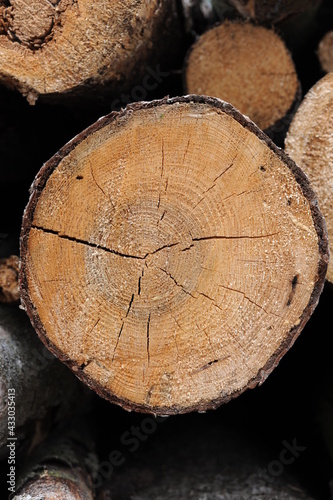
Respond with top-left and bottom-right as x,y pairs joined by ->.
101,420 -> 314,499
0,303 -> 89,459
228,0 -> 323,25
12,424 -> 98,499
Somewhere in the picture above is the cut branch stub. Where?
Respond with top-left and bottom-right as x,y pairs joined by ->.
184,21 -> 300,137
0,0 -> 180,103
285,73 -> 333,284
20,96 -> 328,415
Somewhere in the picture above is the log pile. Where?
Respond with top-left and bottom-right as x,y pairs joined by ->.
1,0 -> 333,498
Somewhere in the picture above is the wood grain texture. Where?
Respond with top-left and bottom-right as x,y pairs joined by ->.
0,0 -> 180,103
184,21 -> 300,133
285,73 -> 333,283
20,95 -> 328,415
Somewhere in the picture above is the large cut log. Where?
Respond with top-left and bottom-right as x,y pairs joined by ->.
0,302 -> 88,459
0,0 -> 181,104
20,95 -> 328,415
184,21 -> 300,143
285,73 -> 333,284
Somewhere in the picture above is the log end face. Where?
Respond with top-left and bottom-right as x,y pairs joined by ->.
285,73 -> 333,284
185,21 -> 299,131
20,96 -> 328,414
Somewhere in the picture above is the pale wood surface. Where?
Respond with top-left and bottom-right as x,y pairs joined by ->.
0,0 -> 179,102
285,73 -> 333,283
185,21 -> 299,131
20,96 -> 328,414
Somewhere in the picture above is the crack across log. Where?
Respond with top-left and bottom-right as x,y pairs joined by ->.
20,95 -> 328,415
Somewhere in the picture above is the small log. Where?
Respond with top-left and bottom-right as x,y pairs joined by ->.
20,95 -> 328,415
285,73 -> 333,284
0,255 -> 19,303
12,425 -> 98,500
0,302 -> 88,458
318,31 -> 333,73
184,21 -> 301,142
0,0 -> 181,104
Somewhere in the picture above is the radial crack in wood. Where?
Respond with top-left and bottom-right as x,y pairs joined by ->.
20,95 -> 328,415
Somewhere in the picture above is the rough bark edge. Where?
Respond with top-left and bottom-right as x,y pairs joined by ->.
12,426 -> 98,500
0,0 -> 183,105
265,81 -> 302,147
182,19 -> 302,144
19,94 -> 329,416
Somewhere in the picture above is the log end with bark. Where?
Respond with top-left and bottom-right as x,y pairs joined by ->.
0,0 -> 181,104
285,72 -> 333,284
12,425 -> 98,500
184,21 -> 301,142
19,95 -> 328,415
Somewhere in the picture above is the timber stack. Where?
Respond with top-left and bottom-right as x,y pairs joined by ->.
1,0 -> 333,499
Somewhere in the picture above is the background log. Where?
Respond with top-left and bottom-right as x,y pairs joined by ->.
285,72 -> 333,284
12,423 -> 98,500
100,419 -> 315,499
0,0 -> 182,104
184,20 -> 301,144
0,302 -> 89,459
